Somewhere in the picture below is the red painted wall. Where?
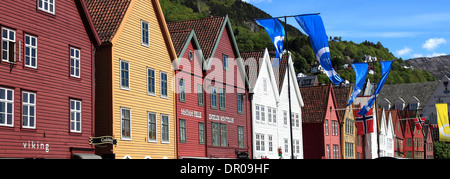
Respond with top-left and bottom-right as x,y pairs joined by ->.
175,39 -> 206,158
0,1 -> 95,158
204,27 -> 251,159
302,87 -> 340,159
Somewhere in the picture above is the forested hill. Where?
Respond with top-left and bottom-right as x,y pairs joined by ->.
160,0 -> 436,84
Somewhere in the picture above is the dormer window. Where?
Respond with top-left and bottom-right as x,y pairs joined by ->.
38,0 -> 55,14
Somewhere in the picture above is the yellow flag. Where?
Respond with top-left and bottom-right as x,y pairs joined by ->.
436,103 -> 450,142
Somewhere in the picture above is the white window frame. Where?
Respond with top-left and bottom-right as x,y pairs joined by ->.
120,60 -> 130,90
121,107 -> 131,140
141,20 -> 149,47
70,99 -> 81,133
255,105 -> 260,122
0,88 -> 14,127
24,34 -> 37,68
70,47 -> 81,78
148,112 -> 157,143
22,92 -> 36,129
147,67 -> 155,96
38,0 -> 55,14
161,114 -> 169,144
2,28 -> 16,63
160,71 -> 168,98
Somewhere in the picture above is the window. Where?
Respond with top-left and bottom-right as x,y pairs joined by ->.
220,123 -> 227,147
70,47 -> 80,78
325,119 -> 329,135
141,20 -> 149,46
260,105 -> 265,122
223,54 -> 228,70
332,120 -> 337,136
160,72 -> 168,98
333,145 -> 339,159
256,134 -> 264,151
295,140 -> 300,154
180,119 -> 186,143
219,88 -> 226,110
272,108 -> 277,124
238,126 -> 244,148
268,135 -> 273,152
268,108 -> 272,123
255,105 -> 260,121
198,84 -> 204,106
2,28 -> 15,63
161,114 -> 169,143
212,122 -> 219,146
179,79 -> 185,102
25,35 -> 37,68
283,111 -> 288,126
121,108 -> 131,139
326,145 -> 330,159
148,112 -> 156,142
199,122 -> 205,145
237,93 -> 243,113
22,92 -> 36,129
120,60 -> 129,89
263,78 -> 268,93
38,0 -> 55,14
210,87 -> 217,109
284,138 -> 289,153
70,100 -> 81,133
147,68 -> 155,95
0,88 -> 14,127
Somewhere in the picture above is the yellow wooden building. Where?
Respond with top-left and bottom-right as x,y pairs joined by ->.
334,86 -> 356,159
87,0 -> 177,159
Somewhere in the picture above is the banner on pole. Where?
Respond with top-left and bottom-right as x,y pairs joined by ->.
436,103 -> 450,142
255,18 -> 285,67
294,15 -> 343,84
347,63 -> 368,106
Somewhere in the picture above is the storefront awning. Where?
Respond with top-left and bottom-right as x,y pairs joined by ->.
72,153 -> 102,159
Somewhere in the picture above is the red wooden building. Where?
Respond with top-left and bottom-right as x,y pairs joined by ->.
300,84 -> 341,159
0,0 -> 100,159
168,16 -> 251,159
391,109 -> 405,158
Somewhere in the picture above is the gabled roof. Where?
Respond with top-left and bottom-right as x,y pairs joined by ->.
300,84 -> 334,123
167,16 -> 226,60
169,29 -> 205,68
378,81 -> 439,109
86,0 -> 177,60
76,0 -> 101,46
241,49 -> 280,102
167,15 -> 248,87
85,0 -> 131,43
333,86 -> 352,121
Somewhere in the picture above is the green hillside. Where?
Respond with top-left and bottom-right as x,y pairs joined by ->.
160,0 -> 436,84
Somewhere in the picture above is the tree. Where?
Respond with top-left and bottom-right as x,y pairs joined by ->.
434,141 -> 450,159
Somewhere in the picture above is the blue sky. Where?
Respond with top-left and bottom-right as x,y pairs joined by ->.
243,0 -> 450,60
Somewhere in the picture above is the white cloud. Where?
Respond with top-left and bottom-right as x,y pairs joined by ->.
396,47 -> 413,56
422,38 -> 447,51
411,53 -> 447,58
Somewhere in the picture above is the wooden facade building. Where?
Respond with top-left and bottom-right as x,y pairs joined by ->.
87,0 -> 178,159
0,0 -> 100,158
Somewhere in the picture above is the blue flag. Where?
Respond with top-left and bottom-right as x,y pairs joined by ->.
294,15 -> 344,84
255,18 -> 285,67
347,63 -> 369,106
358,61 -> 393,116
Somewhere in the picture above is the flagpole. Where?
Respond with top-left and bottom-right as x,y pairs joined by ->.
283,16 -> 295,159
373,57 -> 380,158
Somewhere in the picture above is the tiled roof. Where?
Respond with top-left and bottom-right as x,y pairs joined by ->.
85,0 -> 131,43
377,81 -> 439,110
333,86 -> 351,121
167,16 -> 226,59
270,54 -> 288,93
169,30 -> 192,57
300,85 -> 331,123
241,50 -> 265,85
